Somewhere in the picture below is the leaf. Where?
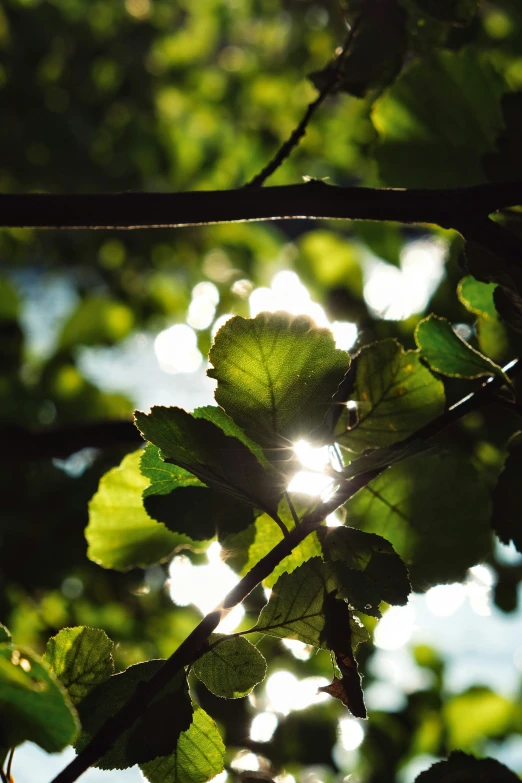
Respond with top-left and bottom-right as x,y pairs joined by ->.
140,707 -> 225,783
373,49 -> 505,188
86,450 -> 179,571
254,558 -> 334,647
319,526 -> 411,617
344,452 -> 492,590
0,643 -> 79,752
135,407 -> 281,518
340,440 -> 442,480
194,405 -> 270,467
310,0 -> 407,98
43,627 -> 114,706
484,91 -> 522,182
225,497 -> 322,587
193,634 -> 266,698
75,662 -> 192,769
318,593 -> 366,718
141,443 -> 254,540
335,339 -> 444,453
141,443 -> 203,498
458,276 -> 498,321
443,686 -> 513,750
412,0 -> 479,25
415,314 -> 507,382
207,312 -> 350,450
414,751 -> 519,782
492,437 -> 522,553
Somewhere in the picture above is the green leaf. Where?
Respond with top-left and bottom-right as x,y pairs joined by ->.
59,296 -> 134,349
140,707 -> 225,783
319,526 -> 411,617
75,662 -> 192,769
344,452 -> 492,590
0,626 -> 10,643
335,339 -> 444,453
194,405 -> 270,468
226,498 -> 322,588
43,627 -> 114,705
373,49 -> 505,187
412,0 -> 479,25
415,314 -> 507,381
193,634 -> 266,698
340,440 -> 441,480
414,751 -> 519,782
484,91 -> 522,182
443,687 -> 513,750
135,406 -> 281,518
141,443 -> 203,499
255,558 -> 340,647
86,450 -> 179,571
492,437 -> 522,553
208,312 -> 350,450
0,643 -> 79,752
458,276 -> 498,321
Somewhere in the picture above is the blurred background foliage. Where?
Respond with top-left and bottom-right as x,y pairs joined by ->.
2,0 -> 522,781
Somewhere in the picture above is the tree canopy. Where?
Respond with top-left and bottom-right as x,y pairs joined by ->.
2,1 -> 522,782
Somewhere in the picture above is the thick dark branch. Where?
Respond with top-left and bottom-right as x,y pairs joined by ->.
2,180 -> 522,231
50,355 -> 520,783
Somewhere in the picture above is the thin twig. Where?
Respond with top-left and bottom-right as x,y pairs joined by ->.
49,354 -> 522,783
245,17 -> 362,188
284,490 -> 300,526
5,750 -> 14,782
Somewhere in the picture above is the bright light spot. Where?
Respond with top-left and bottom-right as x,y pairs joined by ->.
263,587 -> 272,601
282,638 -> 312,661
211,313 -> 234,340
187,283 -> 220,330
231,278 -> 253,298
425,583 -> 466,617
331,321 -> 358,351
275,774 -> 296,783
250,711 -> 278,742
374,605 -> 416,650
364,238 -> 446,321
287,470 -> 334,497
231,751 -> 260,772
338,717 -> 365,750
248,270 -> 357,348
294,440 -> 330,472
208,772 -> 227,783
168,545 -> 244,633
289,441 -> 335,496
154,324 -> 202,373
326,512 -> 343,527
265,671 -> 329,715
125,0 -> 150,19
465,564 -> 493,616
514,646 -> 522,672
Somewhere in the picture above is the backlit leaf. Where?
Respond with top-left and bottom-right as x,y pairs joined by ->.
458,276 -> 498,321
140,707 -> 225,783
193,634 -> 266,698
208,312 -> 350,450
141,443 -> 203,498
0,643 -> 79,752
75,662 -> 192,769
43,627 -> 114,705
373,49 -> 505,187
344,452 -> 492,590
335,339 -> 444,453
319,526 -> 411,616
415,314 -> 507,381
86,450 -> 179,571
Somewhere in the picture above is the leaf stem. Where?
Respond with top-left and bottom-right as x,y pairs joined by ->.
284,491 -> 300,526
6,750 -> 14,782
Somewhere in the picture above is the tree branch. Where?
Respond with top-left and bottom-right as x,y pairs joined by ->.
2,180 -> 522,232
245,17 -> 362,188
50,355 -> 521,783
